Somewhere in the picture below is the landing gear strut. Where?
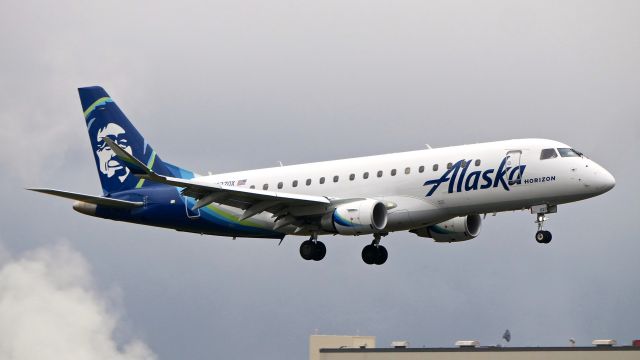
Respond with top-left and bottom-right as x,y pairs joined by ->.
361,234 -> 388,265
299,233 -> 326,261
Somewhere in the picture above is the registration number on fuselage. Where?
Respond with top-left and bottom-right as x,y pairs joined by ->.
217,179 -> 248,187
218,180 -> 236,186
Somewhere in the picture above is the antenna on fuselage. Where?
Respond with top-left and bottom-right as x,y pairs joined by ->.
278,161 -> 284,167
425,144 -> 432,149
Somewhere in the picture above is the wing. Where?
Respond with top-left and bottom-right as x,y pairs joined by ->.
104,138 -> 354,229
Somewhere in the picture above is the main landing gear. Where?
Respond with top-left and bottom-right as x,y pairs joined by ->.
532,204 -> 556,244
299,233 -> 326,261
361,234 -> 388,265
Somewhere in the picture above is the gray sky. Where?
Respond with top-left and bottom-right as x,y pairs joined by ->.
1,0 -> 639,359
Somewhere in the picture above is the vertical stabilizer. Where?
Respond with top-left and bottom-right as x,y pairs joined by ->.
79,86 -> 188,195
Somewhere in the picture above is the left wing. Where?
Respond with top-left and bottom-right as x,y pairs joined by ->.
104,138 -> 350,229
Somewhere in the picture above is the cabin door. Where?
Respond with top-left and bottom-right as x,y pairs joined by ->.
506,150 -> 523,186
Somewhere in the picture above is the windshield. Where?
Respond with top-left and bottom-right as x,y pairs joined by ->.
540,148 -> 558,160
558,148 -> 583,158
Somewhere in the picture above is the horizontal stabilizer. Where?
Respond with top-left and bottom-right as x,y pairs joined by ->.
27,188 -> 143,208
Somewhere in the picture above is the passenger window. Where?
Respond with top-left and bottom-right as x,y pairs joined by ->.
377,170 -> 383,178
461,160 -> 467,168
349,173 -> 355,181
333,175 -> 339,183
306,179 -> 311,186
447,162 -> 452,170
419,166 -> 424,173
540,148 -> 558,160
475,159 -> 481,166
277,182 -> 283,189
558,148 -> 581,157
263,184 -> 269,190
363,172 -> 369,179
319,177 -> 325,184
391,169 -> 397,176
250,185 -> 255,189
405,167 -> 410,175
433,164 -> 438,171
292,180 -> 298,187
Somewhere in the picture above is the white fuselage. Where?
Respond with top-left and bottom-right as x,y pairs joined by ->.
191,139 -> 615,235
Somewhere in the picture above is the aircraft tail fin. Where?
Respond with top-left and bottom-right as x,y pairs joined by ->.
79,86 -> 195,195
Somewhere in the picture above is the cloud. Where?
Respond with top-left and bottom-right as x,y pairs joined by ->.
0,242 -> 156,360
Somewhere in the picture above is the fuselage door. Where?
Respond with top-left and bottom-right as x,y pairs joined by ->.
506,150 -> 523,186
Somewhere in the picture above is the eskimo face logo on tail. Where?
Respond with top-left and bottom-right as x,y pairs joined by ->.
423,157 -> 526,197
96,123 -> 132,183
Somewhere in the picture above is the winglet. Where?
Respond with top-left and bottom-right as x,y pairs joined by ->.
103,137 -> 154,178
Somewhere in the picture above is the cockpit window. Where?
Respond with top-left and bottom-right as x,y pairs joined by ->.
540,148 -> 558,160
557,148 -> 582,158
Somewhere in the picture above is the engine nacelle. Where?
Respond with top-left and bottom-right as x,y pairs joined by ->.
412,214 -> 482,242
321,199 -> 388,235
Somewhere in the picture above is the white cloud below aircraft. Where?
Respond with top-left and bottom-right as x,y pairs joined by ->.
30,87 -> 616,265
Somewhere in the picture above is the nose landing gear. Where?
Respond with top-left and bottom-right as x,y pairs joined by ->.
299,233 -> 326,261
533,205 -> 555,244
361,234 -> 388,265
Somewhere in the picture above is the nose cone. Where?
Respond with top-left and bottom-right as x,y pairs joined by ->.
591,165 -> 616,194
600,168 -> 616,192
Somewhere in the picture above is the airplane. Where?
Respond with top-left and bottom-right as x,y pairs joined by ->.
29,86 -> 616,265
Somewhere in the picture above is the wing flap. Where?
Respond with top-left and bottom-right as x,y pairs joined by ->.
164,175 -> 332,215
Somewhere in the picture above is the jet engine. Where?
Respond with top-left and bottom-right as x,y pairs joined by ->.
320,199 -> 388,235
411,214 -> 482,242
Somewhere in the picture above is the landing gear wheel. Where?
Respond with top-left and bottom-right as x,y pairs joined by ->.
374,245 -> 388,265
361,244 -> 377,265
312,241 -> 326,261
535,230 -> 552,244
299,240 -> 315,260
533,210 -> 554,244
361,244 -> 388,265
300,238 -> 327,261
